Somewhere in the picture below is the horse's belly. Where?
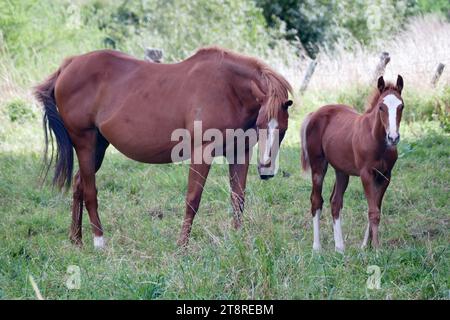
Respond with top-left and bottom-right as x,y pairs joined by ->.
98,115 -> 183,164
111,141 -> 176,164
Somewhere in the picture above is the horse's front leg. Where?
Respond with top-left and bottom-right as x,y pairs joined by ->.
177,163 -> 211,246
360,169 -> 390,249
229,160 -> 250,229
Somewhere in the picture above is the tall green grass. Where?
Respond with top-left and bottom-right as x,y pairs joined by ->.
0,111 -> 448,299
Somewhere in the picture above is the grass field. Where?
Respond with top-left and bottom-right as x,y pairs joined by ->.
0,102 -> 448,300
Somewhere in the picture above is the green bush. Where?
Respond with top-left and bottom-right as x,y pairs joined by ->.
255,0 -> 450,57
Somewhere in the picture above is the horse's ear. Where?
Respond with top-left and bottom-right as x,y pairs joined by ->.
377,76 -> 385,93
283,100 -> 293,110
396,75 -> 404,93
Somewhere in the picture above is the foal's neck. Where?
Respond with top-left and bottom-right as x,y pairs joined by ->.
364,104 -> 388,150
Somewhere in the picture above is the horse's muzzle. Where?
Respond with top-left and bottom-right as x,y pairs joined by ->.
387,134 -> 400,146
259,174 -> 274,180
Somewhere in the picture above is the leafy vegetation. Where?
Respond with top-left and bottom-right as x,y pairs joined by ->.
256,0 -> 450,56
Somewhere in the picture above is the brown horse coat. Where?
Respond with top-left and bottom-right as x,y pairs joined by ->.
35,47 -> 292,247
301,76 -> 404,251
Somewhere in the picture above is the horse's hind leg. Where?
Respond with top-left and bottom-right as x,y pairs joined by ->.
310,157 -> 328,252
69,171 -> 83,246
71,129 -> 109,248
330,170 -> 349,253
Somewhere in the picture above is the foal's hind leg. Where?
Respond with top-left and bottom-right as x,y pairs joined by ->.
71,130 -> 109,248
310,158 -> 328,251
330,170 -> 349,253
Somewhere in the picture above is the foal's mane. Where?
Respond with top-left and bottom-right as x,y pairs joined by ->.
195,46 -> 293,119
365,82 -> 400,113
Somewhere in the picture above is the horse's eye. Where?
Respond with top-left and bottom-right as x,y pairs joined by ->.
399,104 -> 404,110
379,107 -> 385,112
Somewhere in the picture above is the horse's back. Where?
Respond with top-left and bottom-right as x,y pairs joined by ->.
308,104 -> 359,134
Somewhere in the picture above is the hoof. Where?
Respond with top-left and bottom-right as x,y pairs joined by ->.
312,244 -> 322,252
177,237 -> 189,247
69,235 -> 83,247
335,246 -> 345,254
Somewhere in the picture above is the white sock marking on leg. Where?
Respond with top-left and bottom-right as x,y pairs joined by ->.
94,236 -> 105,249
361,222 -> 370,249
333,217 -> 345,253
313,209 -> 321,251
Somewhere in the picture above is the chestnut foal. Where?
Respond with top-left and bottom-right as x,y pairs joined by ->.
301,75 -> 404,252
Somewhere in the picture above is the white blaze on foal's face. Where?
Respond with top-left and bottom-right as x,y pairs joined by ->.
382,94 -> 402,145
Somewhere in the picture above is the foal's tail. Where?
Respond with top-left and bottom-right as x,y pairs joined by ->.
34,59 -> 74,190
300,113 -> 313,172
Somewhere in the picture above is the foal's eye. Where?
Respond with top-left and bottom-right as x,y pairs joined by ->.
399,104 -> 404,110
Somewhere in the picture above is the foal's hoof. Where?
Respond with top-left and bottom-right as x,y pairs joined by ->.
176,237 -> 189,248
312,244 -> 322,252
93,236 -> 105,249
69,236 -> 83,247
335,246 -> 345,254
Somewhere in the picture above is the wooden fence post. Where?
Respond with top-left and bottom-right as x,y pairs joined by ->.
145,48 -> 164,63
431,63 -> 445,87
371,52 -> 390,83
299,60 -> 317,94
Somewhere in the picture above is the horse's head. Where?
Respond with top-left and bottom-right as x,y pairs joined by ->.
376,75 -> 404,147
256,99 -> 293,180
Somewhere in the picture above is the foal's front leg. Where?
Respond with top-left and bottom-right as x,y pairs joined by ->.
360,169 -> 390,248
178,163 -> 211,246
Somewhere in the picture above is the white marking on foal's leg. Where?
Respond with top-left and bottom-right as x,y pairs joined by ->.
94,236 -> 105,249
312,209 -> 321,252
361,223 -> 370,249
333,217 -> 345,253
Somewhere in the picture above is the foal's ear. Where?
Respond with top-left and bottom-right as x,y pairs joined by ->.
396,75 -> 404,93
377,76 -> 385,93
283,100 -> 293,110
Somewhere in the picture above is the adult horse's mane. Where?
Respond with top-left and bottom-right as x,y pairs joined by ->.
194,46 -> 293,119
365,82 -> 400,113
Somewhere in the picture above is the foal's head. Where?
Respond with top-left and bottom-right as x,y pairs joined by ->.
375,75 -> 404,146
256,99 -> 293,179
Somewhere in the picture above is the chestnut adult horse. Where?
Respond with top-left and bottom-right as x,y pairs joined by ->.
301,75 -> 404,252
34,47 -> 293,248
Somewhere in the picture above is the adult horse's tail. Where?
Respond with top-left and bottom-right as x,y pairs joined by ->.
300,113 -> 312,172
34,59 -> 74,190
